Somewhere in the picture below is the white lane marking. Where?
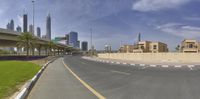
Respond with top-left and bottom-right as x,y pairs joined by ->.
175,65 -> 182,68
141,67 -> 146,69
130,64 -> 135,66
162,65 -> 169,68
150,65 -> 156,67
81,62 -> 87,64
111,70 -> 130,75
140,64 -> 145,66
188,65 -> 194,68
123,63 -> 127,65
116,62 -> 120,64
188,65 -> 194,70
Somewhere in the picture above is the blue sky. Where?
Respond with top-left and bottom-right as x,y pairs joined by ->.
1,0 -> 200,50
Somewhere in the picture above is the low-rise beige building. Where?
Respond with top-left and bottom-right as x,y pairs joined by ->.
150,42 -> 168,53
132,41 -> 168,53
181,39 -> 200,53
119,45 -> 135,53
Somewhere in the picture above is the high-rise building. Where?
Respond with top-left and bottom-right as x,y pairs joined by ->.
105,45 -> 112,53
29,24 -> 34,34
69,31 -> 78,48
81,41 -> 88,51
37,27 -> 41,37
46,13 -> 51,40
138,33 -> 141,42
23,14 -> 28,32
42,35 -> 46,39
77,41 -> 80,49
6,23 -> 10,30
16,26 -> 22,32
65,34 -> 69,45
10,19 -> 14,31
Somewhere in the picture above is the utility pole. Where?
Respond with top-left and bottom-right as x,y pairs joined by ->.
90,28 -> 93,50
90,28 -> 93,55
32,0 -> 35,34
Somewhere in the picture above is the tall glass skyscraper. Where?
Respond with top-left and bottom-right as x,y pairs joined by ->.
69,31 -> 78,48
10,19 -> 14,31
46,13 -> 51,40
29,24 -> 34,34
23,14 -> 28,32
6,19 -> 14,31
16,26 -> 22,32
37,27 -> 41,37
81,41 -> 88,51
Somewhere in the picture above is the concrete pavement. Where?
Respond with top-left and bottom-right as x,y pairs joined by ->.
28,55 -> 200,99
27,58 -> 96,99
64,56 -> 200,99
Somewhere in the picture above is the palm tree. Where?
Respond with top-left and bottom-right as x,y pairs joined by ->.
175,45 -> 180,52
48,41 -> 56,56
36,44 -> 42,56
17,32 -> 36,58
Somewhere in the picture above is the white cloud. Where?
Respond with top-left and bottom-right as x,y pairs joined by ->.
132,0 -> 190,12
157,23 -> 200,38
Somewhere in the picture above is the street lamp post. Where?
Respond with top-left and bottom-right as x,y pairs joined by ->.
32,0 -> 35,34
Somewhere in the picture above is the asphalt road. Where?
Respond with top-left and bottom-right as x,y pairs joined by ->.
28,55 -> 200,99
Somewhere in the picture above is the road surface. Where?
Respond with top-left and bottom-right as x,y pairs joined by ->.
28,55 -> 200,99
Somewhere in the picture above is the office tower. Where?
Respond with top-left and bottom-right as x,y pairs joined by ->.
105,45 -> 112,53
29,24 -> 34,34
77,40 -> 80,49
46,13 -> 51,40
10,19 -> 14,31
138,33 -> 141,42
42,35 -> 46,39
81,41 -> 88,51
16,26 -> 22,32
68,31 -> 78,48
37,27 -> 41,37
23,14 -> 28,32
6,23 -> 10,30
65,34 -> 69,45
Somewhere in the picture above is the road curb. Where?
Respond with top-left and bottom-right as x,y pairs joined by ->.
82,56 -> 200,69
14,57 -> 58,99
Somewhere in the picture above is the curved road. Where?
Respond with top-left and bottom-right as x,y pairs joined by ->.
28,55 -> 200,99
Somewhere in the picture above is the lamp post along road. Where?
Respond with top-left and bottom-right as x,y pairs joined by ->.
32,0 -> 35,34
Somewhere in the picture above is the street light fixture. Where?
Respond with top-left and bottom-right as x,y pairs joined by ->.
32,0 -> 35,34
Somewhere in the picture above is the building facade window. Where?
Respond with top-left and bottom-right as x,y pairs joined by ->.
189,44 -> 193,48
153,45 -> 157,49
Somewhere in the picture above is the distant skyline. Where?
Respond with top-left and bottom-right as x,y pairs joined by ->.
0,0 -> 200,50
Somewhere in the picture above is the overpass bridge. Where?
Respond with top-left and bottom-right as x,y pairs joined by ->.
0,28 -> 68,54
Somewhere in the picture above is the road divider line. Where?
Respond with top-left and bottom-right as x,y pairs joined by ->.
150,65 -> 156,67
111,70 -> 130,75
162,65 -> 169,68
123,63 -> 127,65
140,64 -> 145,66
62,58 -> 106,99
175,65 -> 181,68
130,64 -> 135,66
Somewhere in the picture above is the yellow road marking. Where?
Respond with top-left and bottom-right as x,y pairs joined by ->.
62,58 -> 106,99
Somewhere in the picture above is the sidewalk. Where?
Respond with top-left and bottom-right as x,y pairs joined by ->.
27,58 -> 96,99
